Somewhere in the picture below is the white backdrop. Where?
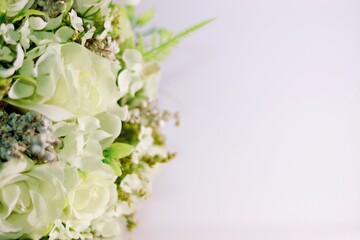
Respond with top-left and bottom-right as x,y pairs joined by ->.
125,0 -> 360,239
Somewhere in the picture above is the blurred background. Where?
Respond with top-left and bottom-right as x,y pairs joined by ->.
127,0 -> 360,239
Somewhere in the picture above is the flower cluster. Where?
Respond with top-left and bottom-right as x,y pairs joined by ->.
0,0 -> 209,239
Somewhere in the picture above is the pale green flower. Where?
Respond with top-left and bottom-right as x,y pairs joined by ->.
0,158 -> 66,240
4,0 -> 35,17
73,0 -> 111,17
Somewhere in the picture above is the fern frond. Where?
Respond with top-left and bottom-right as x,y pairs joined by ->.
143,18 -> 214,61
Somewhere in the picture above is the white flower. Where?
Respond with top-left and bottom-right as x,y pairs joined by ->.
120,174 -> 142,193
92,215 -> 126,238
69,9 -> 84,32
60,165 -> 118,235
137,126 -> 154,154
19,19 -> 31,49
131,126 -> 154,164
0,23 -> 20,45
142,61 -> 161,101
4,0 -> 34,17
81,26 -> 96,45
73,0 -> 111,17
49,219 -> 93,240
119,49 -> 144,96
123,49 -> 143,72
0,158 -> 66,239
122,0 -> 141,6
53,116 -> 113,171
98,15 -> 113,40
118,49 -> 162,101
0,44 -> 24,78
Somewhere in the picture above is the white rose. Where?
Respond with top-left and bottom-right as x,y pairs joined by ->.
5,0 -> 34,17
61,165 -> 118,234
73,0 -> 111,17
0,158 -> 66,239
7,43 -> 126,146
9,43 -> 121,119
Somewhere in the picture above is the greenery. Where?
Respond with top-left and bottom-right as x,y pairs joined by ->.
142,18 -> 214,61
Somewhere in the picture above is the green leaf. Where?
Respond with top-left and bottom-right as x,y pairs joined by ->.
125,6 -> 135,22
136,9 -> 155,27
0,0 -> 7,22
55,26 -> 75,42
143,18 -> 215,61
104,143 -> 134,159
103,158 -> 122,176
44,14 -> 63,30
12,9 -> 46,23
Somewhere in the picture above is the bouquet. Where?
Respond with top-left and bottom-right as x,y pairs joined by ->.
0,0 -> 211,239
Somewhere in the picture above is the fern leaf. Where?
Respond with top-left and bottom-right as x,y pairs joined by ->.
143,18 -> 214,61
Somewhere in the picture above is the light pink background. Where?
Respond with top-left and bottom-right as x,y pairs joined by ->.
120,0 -> 360,239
